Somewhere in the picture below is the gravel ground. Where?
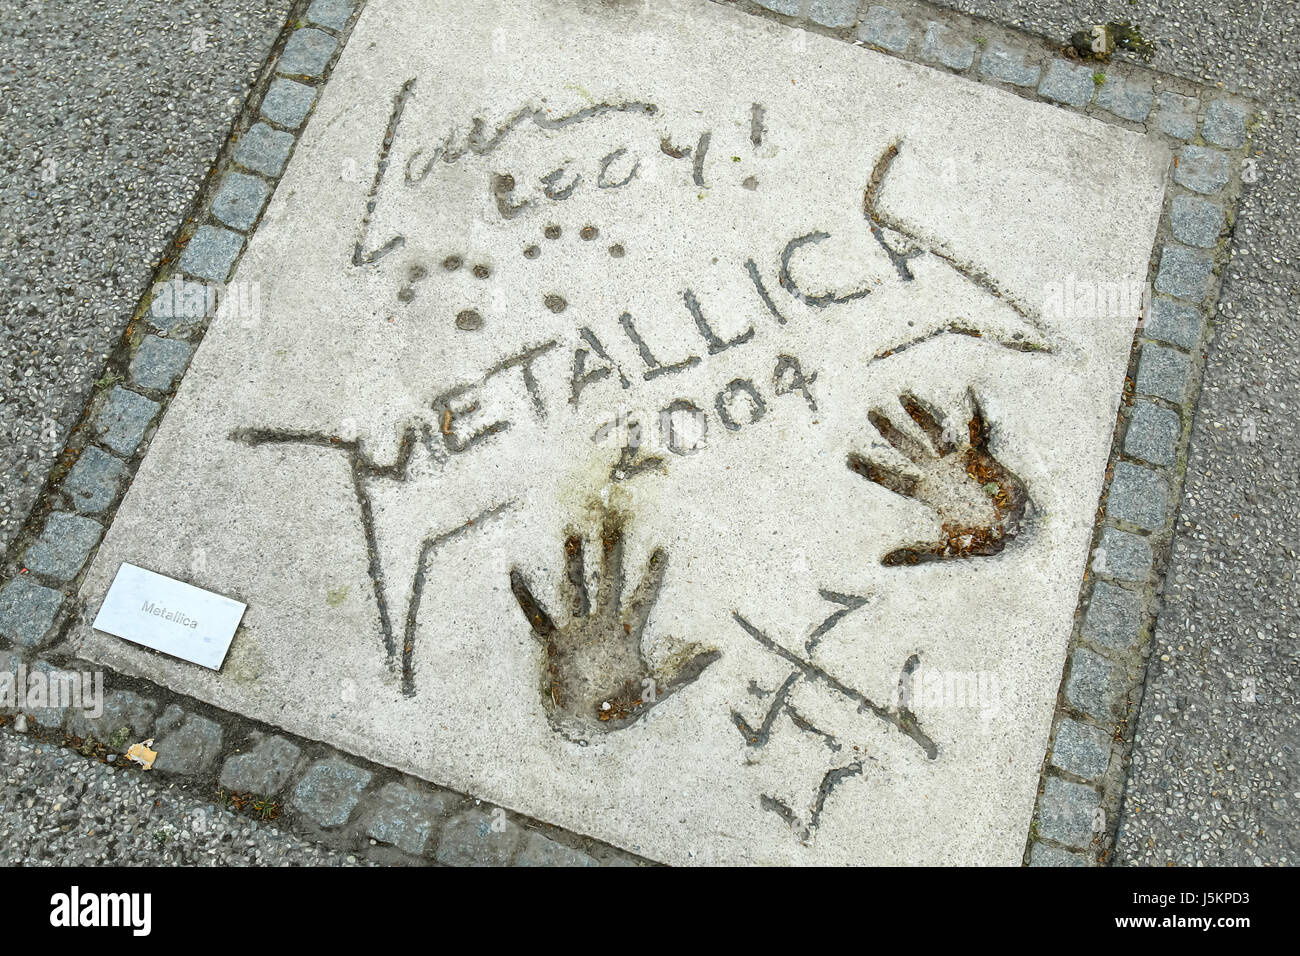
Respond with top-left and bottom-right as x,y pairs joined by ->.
939,0 -> 1299,864
0,0 -> 289,551
0,727 -> 361,865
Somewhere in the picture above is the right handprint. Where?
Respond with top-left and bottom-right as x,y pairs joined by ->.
847,390 -> 1030,565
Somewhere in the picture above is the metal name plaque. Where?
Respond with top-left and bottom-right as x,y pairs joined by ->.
92,563 -> 246,670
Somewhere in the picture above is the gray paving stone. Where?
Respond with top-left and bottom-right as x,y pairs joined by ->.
1202,98 -> 1247,148
1155,245 -> 1214,301
1082,581 -> 1142,651
363,782 -> 455,854
67,690 -> 157,745
94,387 -> 158,456
1143,297 -> 1203,351
306,0 -> 353,31
516,831 -> 599,867
1170,194 -> 1226,248
22,512 -> 102,581
1037,776 -> 1100,847
261,78 -> 317,129
1066,647 -> 1127,720
920,21 -> 974,70
435,808 -> 523,866
858,6 -> 912,53
978,45 -> 1040,86
177,225 -> 243,282
1154,91 -> 1199,139
147,277 -> 218,332
211,172 -> 271,232
1107,461 -> 1170,533
0,578 -> 62,647
63,446 -> 129,515
291,758 -> 372,827
1125,400 -> 1181,467
1028,841 -> 1088,866
234,123 -> 295,177
1052,717 -> 1113,781
754,0 -> 801,15
1096,527 -> 1153,583
129,336 -> 194,392
1174,145 -> 1230,194
153,712 -> 224,775
1136,343 -> 1192,406
154,703 -> 187,738
809,0 -> 857,28
1038,61 -> 1094,107
278,28 -> 337,78
1095,75 -> 1152,121
219,735 -> 302,796
20,660 -> 82,728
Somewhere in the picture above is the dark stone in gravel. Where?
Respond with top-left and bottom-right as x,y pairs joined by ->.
516,831 -> 599,867
22,511 -> 103,581
291,758 -> 372,827
211,172 -> 271,232
363,782 -> 455,854
219,735 -> 302,796
0,578 -> 62,647
1174,145 -> 1230,194
261,78 -> 317,129
435,808 -> 523,866
1170,195 -> 1225,248
66,690 -> 157,744
62,446 -> 129,515
278,28 -> 337,78
234,123 -> 295,177
93,387 -> 158,456
306,0 -> 353,31
1037,776 -> 1099,847
129,335 -> 194,392
1051,717 -> 1112,781
154,712 -> 224,776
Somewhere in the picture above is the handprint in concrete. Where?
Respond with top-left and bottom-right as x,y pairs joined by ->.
848,390 -> 1030,564
509,506 -> 720,742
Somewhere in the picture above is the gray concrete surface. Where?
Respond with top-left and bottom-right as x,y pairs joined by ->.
0,0 -> 289,550
939,0 -> 1299,865
1,0 -> 1295,866
0,726 -> 362,865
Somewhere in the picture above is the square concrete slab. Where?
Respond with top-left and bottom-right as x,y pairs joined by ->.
71,0 -> 1168,864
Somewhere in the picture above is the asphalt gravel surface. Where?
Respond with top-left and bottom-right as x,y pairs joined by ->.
0,727 -> 362,865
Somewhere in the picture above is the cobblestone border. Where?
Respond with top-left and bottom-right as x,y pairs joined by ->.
0,0 -> 1255,865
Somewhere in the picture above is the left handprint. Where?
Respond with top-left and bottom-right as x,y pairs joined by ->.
510,507 -> 720,742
